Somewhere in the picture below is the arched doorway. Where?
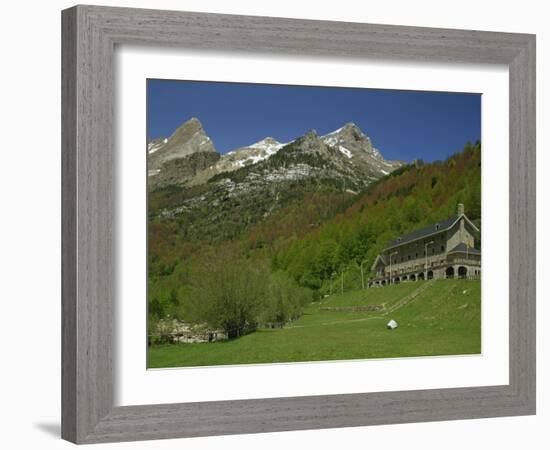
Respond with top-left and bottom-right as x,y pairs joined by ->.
417,272 -> 424,280
381,280 -> 386,286
458,266 -> 468,279
410,274 -> 416,281
401,275 -> 408,282
393,277 -> 400,284
445,266 -> 455,279
427,270 -> 434,280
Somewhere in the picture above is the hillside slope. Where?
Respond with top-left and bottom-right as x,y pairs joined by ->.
271,142 -> 481,292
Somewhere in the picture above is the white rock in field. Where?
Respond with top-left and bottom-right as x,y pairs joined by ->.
386,319 -> 398,330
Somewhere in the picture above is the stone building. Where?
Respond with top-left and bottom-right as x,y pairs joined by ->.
369,204 -> 481,286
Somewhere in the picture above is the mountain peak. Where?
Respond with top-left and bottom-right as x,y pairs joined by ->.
250,137 -> 281,148
304,129 -> 318,139
323,122 -> 362,135
245,137 -> 285,157
169,117 -> 204,139
336,122 -> 365,137
289,129 -> 318,148
164,117 -> 212,151
148,117 -> 217,173
322,122 -> 370,148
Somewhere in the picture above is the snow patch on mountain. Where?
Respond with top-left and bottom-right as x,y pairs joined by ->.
322,125 -> 347,145
224,137 -> 290,169
338,145 -> 352,159
148,138 -> 168,154
248,137 -> 285,154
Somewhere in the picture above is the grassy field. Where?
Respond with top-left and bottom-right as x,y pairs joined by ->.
148,279 -> 481,368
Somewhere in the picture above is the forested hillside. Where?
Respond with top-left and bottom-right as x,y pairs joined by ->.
271,141 -> 481,292
148,140 -> 481,340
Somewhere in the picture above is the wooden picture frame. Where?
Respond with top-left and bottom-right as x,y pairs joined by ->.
61,5 -> 536,444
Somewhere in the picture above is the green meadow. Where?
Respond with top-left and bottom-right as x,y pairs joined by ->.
148,279 -> 481,368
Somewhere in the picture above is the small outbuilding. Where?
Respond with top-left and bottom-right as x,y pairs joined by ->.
386,319 -> 398,330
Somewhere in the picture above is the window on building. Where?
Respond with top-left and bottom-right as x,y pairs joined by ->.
441,245 -> 445,252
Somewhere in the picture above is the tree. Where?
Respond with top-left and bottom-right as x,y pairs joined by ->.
315,239 -> 340,280
186,257 -> 270,338
263,271 -> 312,324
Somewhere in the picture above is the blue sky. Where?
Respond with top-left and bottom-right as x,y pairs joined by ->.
147,79 -> 481,163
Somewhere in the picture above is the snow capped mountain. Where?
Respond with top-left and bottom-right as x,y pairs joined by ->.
321,122 -> 368,145
224,137 -> 288,168
321,122 -> 374,155
147,119 -> 403,190
176,137 -> 294,187
320,122 -> 403,174
249,137 -> 285,152
147,119 -> 408,242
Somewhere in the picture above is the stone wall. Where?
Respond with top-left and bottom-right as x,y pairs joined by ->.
150,319 -> 228,345
446,218 -> 475,252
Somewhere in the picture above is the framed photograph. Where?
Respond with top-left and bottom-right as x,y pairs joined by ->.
145,80 -> 482,369
62,5 -> 536,444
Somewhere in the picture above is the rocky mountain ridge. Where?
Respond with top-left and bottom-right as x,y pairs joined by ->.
148,118 -> 403,190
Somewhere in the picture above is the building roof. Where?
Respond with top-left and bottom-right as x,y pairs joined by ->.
383,214 -> 480,251
448,242 -> 481,255
372,254 -> 387,269
385,216 -> 459,250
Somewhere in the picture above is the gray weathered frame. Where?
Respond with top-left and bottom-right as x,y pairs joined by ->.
61,4 -> 536,444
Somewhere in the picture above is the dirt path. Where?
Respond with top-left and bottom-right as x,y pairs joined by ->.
287,281 -> 435,329
287,315 -> 384,329
383,280 -> 434,313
